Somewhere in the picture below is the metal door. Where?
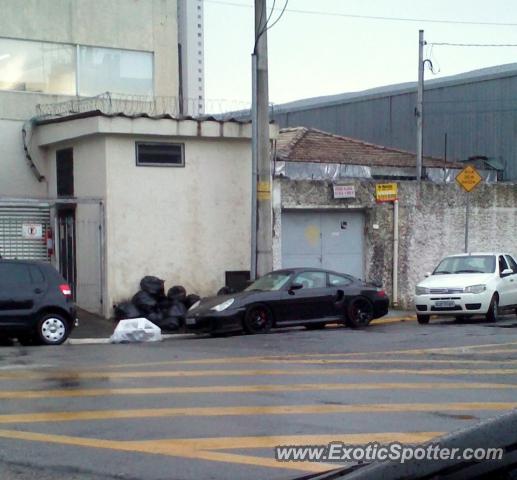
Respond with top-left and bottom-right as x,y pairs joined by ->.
57,209 -> 77,299
282,210 -> 364,278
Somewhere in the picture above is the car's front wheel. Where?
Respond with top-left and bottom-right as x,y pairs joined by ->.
243,305 -> 273,334
346,297 -> 374,328
417,314 -> 430,324
485,295 -> 499,323
37,313 -> 70,345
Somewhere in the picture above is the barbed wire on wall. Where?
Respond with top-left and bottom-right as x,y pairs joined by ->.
35,93 -> 257,120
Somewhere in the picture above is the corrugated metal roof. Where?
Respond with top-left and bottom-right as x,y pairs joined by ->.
273,63 -> 517,114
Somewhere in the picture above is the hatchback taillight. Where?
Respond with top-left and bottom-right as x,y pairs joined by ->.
59,284 -> 72,297
376,289 -> 387,297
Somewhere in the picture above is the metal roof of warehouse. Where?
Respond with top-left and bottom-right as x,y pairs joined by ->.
276,127 -> 463,168
273,63 -> 517,114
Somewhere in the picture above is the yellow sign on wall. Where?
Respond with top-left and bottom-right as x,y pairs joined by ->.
375,183 -> 398,203
456,165 -> 482,192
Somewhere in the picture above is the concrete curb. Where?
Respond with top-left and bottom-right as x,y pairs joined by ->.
67,333 -> 197,345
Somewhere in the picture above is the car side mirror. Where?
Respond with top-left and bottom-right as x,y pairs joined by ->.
425,272 -> 431,278
501,268 -> 513,277
289,282 -> 303,293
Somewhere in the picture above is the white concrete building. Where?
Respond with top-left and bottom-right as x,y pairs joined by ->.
29,112 -> 277,316
0,1 -> 265,319
177,0 -> 205,115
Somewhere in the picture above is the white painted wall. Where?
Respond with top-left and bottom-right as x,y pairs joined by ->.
0,119 -> 48,197
104,135 -> 252,309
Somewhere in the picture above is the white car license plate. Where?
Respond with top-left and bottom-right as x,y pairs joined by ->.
186,317 -> 197,325
435,300 -> 456,308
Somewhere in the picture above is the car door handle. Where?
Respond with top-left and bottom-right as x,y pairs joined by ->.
34,288 -> 43,294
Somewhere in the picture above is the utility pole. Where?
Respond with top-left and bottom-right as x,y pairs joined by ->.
416,29 -> 425,184
250,0 -> 272,279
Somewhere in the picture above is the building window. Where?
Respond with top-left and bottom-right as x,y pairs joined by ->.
78,46 -> 153,96
136,142 -> 184,167
56,148 -> 74,197
0,37 -> 154,96
0,38 -> 75,95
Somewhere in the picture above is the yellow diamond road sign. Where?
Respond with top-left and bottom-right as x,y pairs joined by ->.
456,165 -> 482,192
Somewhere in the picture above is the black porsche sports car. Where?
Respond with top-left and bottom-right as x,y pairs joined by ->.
185,268 -> 389,335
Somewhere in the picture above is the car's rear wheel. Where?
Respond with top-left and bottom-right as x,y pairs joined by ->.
37,314 -> 70,345
243,305 -> 273,334
346,297 -> 374,328
485,295 -> 499,323
305,322 -> 327,330
417,314 -> 430,324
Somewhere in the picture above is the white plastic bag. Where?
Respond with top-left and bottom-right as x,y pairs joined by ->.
110,318 -> 162,344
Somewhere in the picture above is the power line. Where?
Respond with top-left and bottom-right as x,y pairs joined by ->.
204,0 -> 517,27
430,42 -> 517,47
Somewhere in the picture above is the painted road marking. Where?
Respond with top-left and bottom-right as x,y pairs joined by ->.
0,429 -> 441,473
1,367 -> 517,382
0,381 -> 514,399
98,341 -> 517,369
0,402 -> 514,424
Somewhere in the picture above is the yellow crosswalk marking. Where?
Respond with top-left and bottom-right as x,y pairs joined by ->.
98,341 -> 517,370
0,402 -> 514,424
1,367 -> 517,382
0,429 -> 443,472
0,382 -> 514,399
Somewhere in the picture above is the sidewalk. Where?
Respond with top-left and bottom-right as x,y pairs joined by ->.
71,308 -> 115,339
70,308 -> 416,341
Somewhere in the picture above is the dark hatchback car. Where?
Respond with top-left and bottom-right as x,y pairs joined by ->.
0,260 -> 77,345
185,268 -> 389,335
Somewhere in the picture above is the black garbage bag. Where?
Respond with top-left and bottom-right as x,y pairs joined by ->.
217,286 -> 235,296
166,302 -> 187,318
146,310 -> 164,327
160,317 -> 181,332
160,302 -> 187,332
184,293 -> 201,309
132,290 -> 158,313
140,276 -> 165,297
114,301 -> 142,320
167,285 -> 187,303
157,296 -> 173,311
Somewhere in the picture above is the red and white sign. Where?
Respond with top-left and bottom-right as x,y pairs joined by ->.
22,223 -> 43,239
333,185 -> 356,199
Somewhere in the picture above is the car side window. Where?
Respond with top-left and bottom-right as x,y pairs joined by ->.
0,264 -> 32,285
505,255 -> 517,274
499,256 -> 509,274
328,273 -> 353,287
293,271 -> 326,289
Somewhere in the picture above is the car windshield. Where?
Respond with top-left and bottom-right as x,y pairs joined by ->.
433,255 -> 496,274
245,272 -> 292,291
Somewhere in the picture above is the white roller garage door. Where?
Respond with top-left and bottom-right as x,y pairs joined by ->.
0,205 -> 51,261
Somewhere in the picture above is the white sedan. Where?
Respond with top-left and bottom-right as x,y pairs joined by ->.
414,252 -> 517,324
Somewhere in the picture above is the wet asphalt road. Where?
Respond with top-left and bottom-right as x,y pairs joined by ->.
0,316 -> 516,480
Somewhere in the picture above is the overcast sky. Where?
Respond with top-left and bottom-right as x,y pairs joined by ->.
203,0 -> 517,110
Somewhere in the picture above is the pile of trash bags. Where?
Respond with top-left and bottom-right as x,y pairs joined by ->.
113,276 -> 200,332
